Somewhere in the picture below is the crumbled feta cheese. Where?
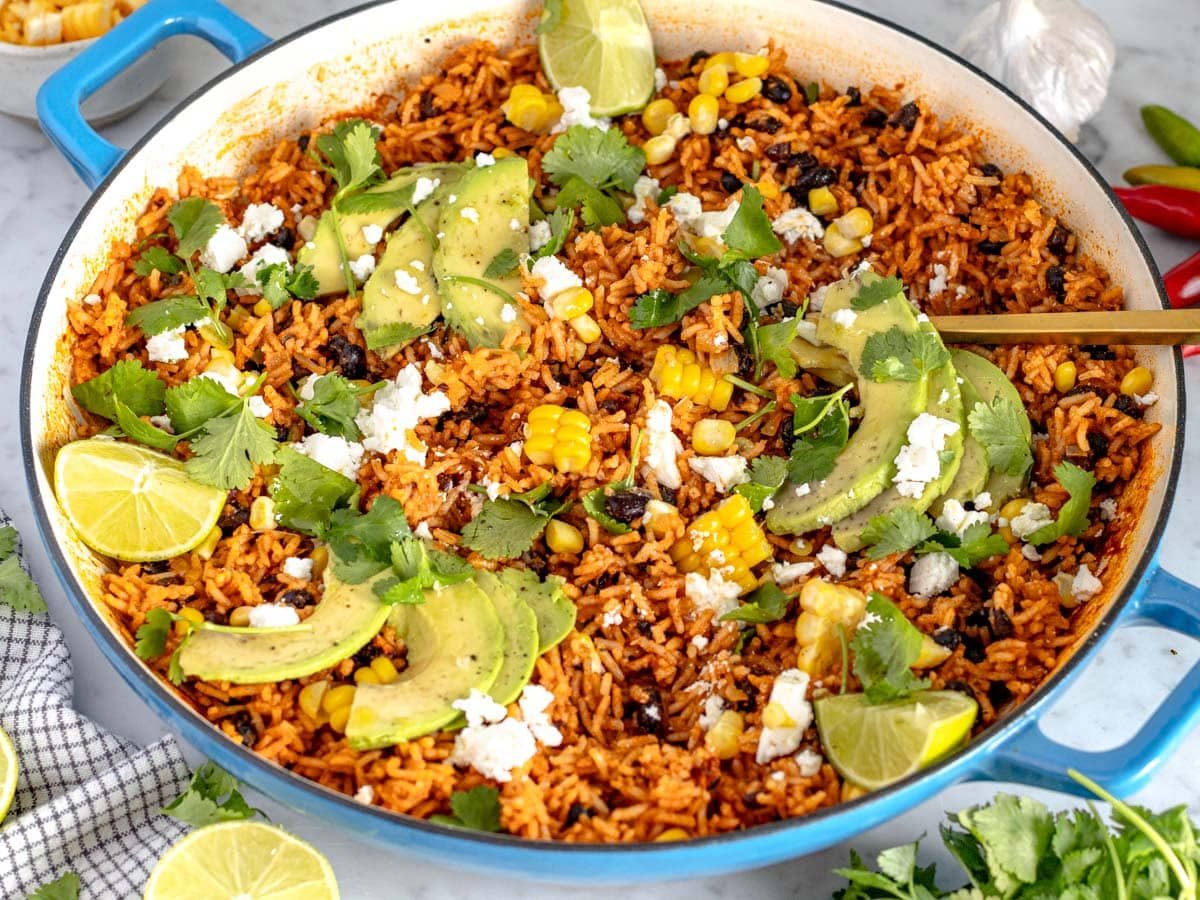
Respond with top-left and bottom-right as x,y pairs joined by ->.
453,688 -> 508,727
691,635 -> 710,650
500,303 -> 518,323
1072,563 -> 1103,601
685,569 -> 741,617
1135,391 -> 1158,407
771,561 -> 816,585
654,67 -> 668,91
755,669 -> 813,763
475,152 -> 496,168
198,367 -> 242,397
551,86 -> 610,133
509,440 -> 524,457
238,243 -> 291,290
480,477 -> 505,501
1099,498 -> 1118,521
411,259 -> 425,272
698,694 -> 726,731
518,684 -> 562,746
908,552 -> 960,598
1021,544 -> 1042,562
627,175 -> 661,225
928,262 -> 949,297
935,499 -> 990,537
145,326 -> 188,363
354,785 -> 375,804
642,399 -> 683,489
356,363 -> 451,465
735,135 -> 756,152
751,266 -> 789,308
414,521 -> 433,540
296,373 -> 322,401
361,223 -> 384,245
794,483 -> 812,497
795,748 -> 823,777
688,455 -> 750,492
529,219 -> 552,251
830,308 -> 857,328
529,255 -> 582,305
349,253 -> 376,283
761,495 -> 775,511
199,225 -> 248,273
601,607 -> 623,627
247,603 -> 300,628
460,206 -> 480,223
449,717 -> 537,782
892,414 -> 961,498
938,388 -> 950,404
291,433 -> 365,480
816,545 -> 847,578
1009,502 -> 1054,539
717,117 -> 728,130
82,292 -> 101,306
247,395 -> 272,419
973,491 -> 993,511
669,195 -> 740,239
772,206 -> 825,244
393,269 -> 421,294
239,203 -> 284,243
411,176 -> 441,205
282,557 -> 313,580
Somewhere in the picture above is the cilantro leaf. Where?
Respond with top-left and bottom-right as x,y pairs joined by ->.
257,261 -> 320,309
531,207 -> 575,260
786,386 -> 851,484
134,607 -> 174,660
628,273 -> 730,328
850,593 -> 930,703
554,176 -> 626,229
364,321 -> 436,350
312,119 -> 384,196
168,197 -> 225,260
967,395 -> 1033,478
193,267 -> 246,311
921,521 -> 1009,568
134,246 -> 184,277
114,400 -> 178,451
27,872 -> 80,900
721,184 -> 783,259
850,275 -> 904,310
860,327 -> 950,382
542,125 -> 646,194
431,785 -> 502,832
461,498 -> 551,559
162,762 -> 262,828
71,360 -> 166,421
164,376 -> 241,435
0,539 -> 46,614
295,374 -> 369,440
270,446 -> 358,535
1026,462 -> 1096,546
720,581 -> 792,624
756,317 -> 799,379
656,185 -> 679,204
484,247 -> 520,279
374,536 -> 473,605
734,455 -> 788,512
535,0 -> 563,35
861,507 -> 939,561
184,401 -> 279,490
323,496 -> 413,583
125,294 -> 210,336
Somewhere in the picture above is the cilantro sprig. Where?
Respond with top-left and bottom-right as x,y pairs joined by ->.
72,360 -> 166,422
374,536 -> 474,605
162,761 -> 263,827
850,593 -> 930,703
431,786 -> 503,832
1026,461 -> 1096,546
542,126 -> 646,228
968,394 -> 1034,478
786,384 -> 852,484
849,275 -> 904,311
27,872 -> 81,900
270,446 -> 359,535
322,495 -> 414,583
257,261 -> 319,310
860,506 -> 1008,567
294,374 -> 379,441
460,482 -> 569,559
184,395 -> 279,491
133,607 -> 194,685
734,455 -> 788,513
859,326 -> 950,383
719,580 -> 792,624
0,525 -> 45,613
531,207 -> 575,260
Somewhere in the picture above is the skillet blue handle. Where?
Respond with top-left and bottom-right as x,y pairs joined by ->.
982,565 -> 1200,797
36,0 -> 270,189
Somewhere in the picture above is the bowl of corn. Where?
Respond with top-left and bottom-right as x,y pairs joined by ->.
0,0 -> 169,124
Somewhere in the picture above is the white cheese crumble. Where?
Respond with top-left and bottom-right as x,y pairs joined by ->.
411,176 -> 441,206
82,292 -> 101,306
247,395 -> 272,419
892,414 -> 961,498
928,262 -> 949,297
354,785 -> 375,805
755,669 -> 813,764
199,225 -> 247,274
247,603 -> 300,628
518,684 -> 562,746
909,551 -> 960,598
691,635 -> 710,650
146,326 -> 188,363
735,135 -> 756,152
688,455 -> 750,492
794,482 -> 812,497
238,203 -> 284,243
500,303 -> 518,323
349,254 -> 376,283
149,415 -> 173,433
529,255 -> 582,305
654,67 -> 668,91
771,561 -> 816,585
1021,543 -> 1042,562
627,175 -> 661,225
1072,563 -> 1103,601
551,86 -> 610,133
772,206 -> 825,244
751,266 -> 789,308
1009,502 -> 1054,539
453,688 -> 508,727
355,363 -> 451,465
282,557 -> 313,580
1099,498 -> 1118,521
393,269 -> 421,294
830,308 -> 858,328
935,499 -> 990,537
1135,391 -> 1158,407
642,399 -> 683,490
601,607 -> 624,627
475,152 -> 496,167
291,433 -> 365,480
698,694 -> 726,731
460,206 -> 480,224
529,219 -> 552,251
667,193 -> 740,239
449,685 -> 561,782
414,521 -> 434,540
973,491 -> 993,511
795,748 -> 824,777
361,223 -> 384,246
816,545 -> 847,578
685,569 -> 741,617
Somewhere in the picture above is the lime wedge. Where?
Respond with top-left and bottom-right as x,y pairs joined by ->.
0,725 -> 17,825
54,439 -> 226,562
814,690 -> 977,791
537,0 -> 656,117
143,821 -> 339,900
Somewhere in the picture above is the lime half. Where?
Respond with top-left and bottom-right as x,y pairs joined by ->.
54,439 -> 225,563
143,821 -> 339,900
538,0 -> 657,116
814,690 -> 978,791
0,725 -> 17,825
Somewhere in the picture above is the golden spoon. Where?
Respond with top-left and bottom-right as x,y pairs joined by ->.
927,309 -> 1200,345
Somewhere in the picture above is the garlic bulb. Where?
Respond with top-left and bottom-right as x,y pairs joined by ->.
955,0 -> 1116,140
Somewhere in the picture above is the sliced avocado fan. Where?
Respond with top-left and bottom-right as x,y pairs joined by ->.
930,370 -> 989,515
473,570 -> 539,707
951,348 -> 1033,506
497,567 -> 576,652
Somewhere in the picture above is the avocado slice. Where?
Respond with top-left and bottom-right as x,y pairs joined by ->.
951,349 -> 1033,506
176,568 -> 390,684
787,335 -> 856,386
832,355 -> 965,552
766,274 -> 931,536
433,157 -> 531,348
344,579 -> 504,749
298,163 -> 462,296
929,372 -> 989,515
359,169 -> 466,354
497,567 -> 575,652
474,570 -> 539,706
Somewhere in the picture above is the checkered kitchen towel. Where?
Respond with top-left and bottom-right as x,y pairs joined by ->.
0,519 -> 192,898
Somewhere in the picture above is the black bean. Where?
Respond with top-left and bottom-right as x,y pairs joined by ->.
723,112 -> 747,131
890,101 -> 920,130
789,151 -> 818,171
352,642 -> 383,667
141,559 -> 171,575
1046,265 -> 1067,301
327,334 -> 367,379
733,677 -> 759,711
599,396 -> 623,413
1047,224 -> 1070,256
274,423 -> 292,443
605,489 -> 650,524
165,273 -> 184,287
297,134 -> 310,152
933,626 -> 963,649
844,86 -> 861,107
752,116 -> 783,134
1065,384 -> 1101,399
988,608 -> 1014,640
658,485 -> 678,505
720,171 -> 743,194
635,620 -> 654,638
788,166 -> 836,199
1114,394 -> 1144,419
688,50 -> 710,70
564,803 -> 593,828
979,162 -> 1003,178
780,416 -> 796,454
735,342 -> 755,378
964,641 -> 987,664
943,679 -> 976,699
629,685 -> 665,736
846,168 -> 866,189
229,711 -> 258,747
279,589 -> 315,608
436,472 -> 457,491
1081,344 -> 1116,360
987,680 -> 1013,708
964,608 -> 990,629
419,91 -> 437,120
778,300 -> 800,318
458,400 -> 489,424
861,107 -> 887,128
219,501 -> 249,532
1087,431 -> 1110,459
977,239 -> 1006,255
762,75 -> 792,104
765,142 -> 794,163
273,225 -> 295,251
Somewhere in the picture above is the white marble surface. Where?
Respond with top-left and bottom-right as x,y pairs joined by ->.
2,0 -> 1200,895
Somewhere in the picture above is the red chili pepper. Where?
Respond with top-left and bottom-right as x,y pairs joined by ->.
1114,185 -> 1200,239
1165,249 -> 1200,309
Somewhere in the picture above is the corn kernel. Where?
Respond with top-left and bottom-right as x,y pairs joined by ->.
664,113 -> 693,140
370,656 -> 400,684
311,544 -> 329,578
841,782 -> 870,801
1053,361 -> 1077,392
178,606 -> 205,628
671,495 -> 770,594
322,684 -> 357,713
725,77 -> 763,105
552,286 -> 594,319
546,519 -> 585,554
998,498 -> 1029,544
914,634 -> 952,669
249,496 -> 276,531
353,667 -> 380,685
734,52 -> 770,78
808,186 -> 838,216
823,227 -> 862,258
704,709 -> 744,759
507,84 -> 544,103
794,579 -> 868,676
756,177 -> 780,200
540,99 -> 565,132
644,500 -> 680,537
703,51 -> 736,70
195,525 -> 222,560
226,305 -> 251,330
692,418 -> 736,455
253,298 -> 272,317
688,94 -> 720,135
298,681 -> 329,720
197,321 -> 232,350
650,346 -> 734,411
793,538 -> 814,556
655,827 -> 691,842
228,606 -> 252,628
643,134 -> 678,166
329,706 -> 352,733
697,65 -> 729,97
762,701 -> 796,729
491,147 -> 514,159
568,313 -> 601,343
642,98 -> 678,135
525,404 -> 593,473
833,206 -> 874,239
1120,366 -> 1153,397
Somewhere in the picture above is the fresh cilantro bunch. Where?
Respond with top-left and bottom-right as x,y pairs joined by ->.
431,786 -> 503,832
849,593 -> 930,703
0,525 -> 45,613
786,384 -> 853,484
860,507 -> 1008,567
542,125 -> 646,228
860,326 -> 950,383
321,495 -> 415,582
460,482 -> 569,559
162,762 -> 263,827
849,275 -> 904,311
257,261 -> 320,310
184,396 -> 279,490
294,374 -> 379,441
270,447 -> 359,535
375,536 -> 474,605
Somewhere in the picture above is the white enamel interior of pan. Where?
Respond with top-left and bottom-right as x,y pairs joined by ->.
28,0 -> 1175,655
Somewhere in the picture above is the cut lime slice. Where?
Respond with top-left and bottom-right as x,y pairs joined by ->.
0,725 -> 17,825
143,821 -> 339,900
54,439 -> 226,562
814,690 -> 977,791
537,0 -> 657,117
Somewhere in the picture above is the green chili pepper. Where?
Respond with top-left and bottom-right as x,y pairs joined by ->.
1141,105 -> 1200,167
1124,163 -> 1200,192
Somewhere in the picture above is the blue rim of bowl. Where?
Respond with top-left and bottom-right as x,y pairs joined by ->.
20,0 -> 1184,858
